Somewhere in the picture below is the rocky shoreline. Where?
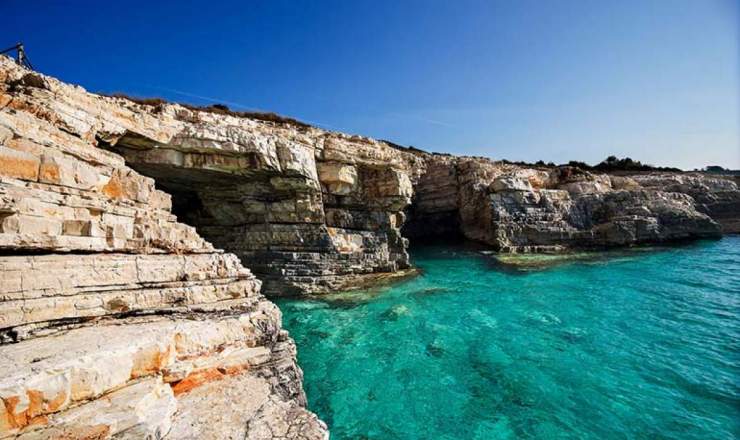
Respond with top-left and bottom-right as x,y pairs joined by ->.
0,58 -> 327,439
0,57 -> 738,438
405,153 -> 736,253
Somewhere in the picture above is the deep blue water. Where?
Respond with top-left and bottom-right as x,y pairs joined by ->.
277,237 -> 740,439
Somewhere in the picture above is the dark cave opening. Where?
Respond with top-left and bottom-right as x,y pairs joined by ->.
401,207 -> 464,244
165,185 -> 211,228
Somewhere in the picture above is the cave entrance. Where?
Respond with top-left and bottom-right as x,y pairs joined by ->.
165,185 -> 211,228
401,207 -> 463,244
400,158 -> 465,244
103,135 -> 470,296
124,162 -> 221,228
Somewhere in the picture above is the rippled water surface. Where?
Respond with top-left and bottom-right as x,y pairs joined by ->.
277,237 -> 740,439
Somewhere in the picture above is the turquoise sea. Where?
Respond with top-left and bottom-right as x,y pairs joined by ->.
277,237 -> 740,439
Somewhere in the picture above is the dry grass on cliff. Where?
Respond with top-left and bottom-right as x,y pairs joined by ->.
106,93 -> 312,129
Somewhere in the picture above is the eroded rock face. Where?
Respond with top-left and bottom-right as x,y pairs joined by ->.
0,57 -> 327,439
630,173 -> 740,234
404,154 -> 732,252
127,129 -> 419,296
0,63 -> 419,296
1,56 -> 734,297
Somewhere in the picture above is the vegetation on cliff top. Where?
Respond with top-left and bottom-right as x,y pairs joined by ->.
498,156 -> 683,173
107,93 -> 312,129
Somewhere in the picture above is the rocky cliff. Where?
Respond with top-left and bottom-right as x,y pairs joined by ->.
2,57 -> 735,294
4,69 -> 420,296
405,153 -> 736,252
0,57 -> 326,439
112,126 -> 418,296
0,56 -> 738,438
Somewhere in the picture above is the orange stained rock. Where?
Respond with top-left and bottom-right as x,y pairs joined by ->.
6,98 -> 60,126
26,414 -> 48,428
45,388 -> 68,414
0,399 -> 14,432
0,155 -> 39,181
171,368 -> 225,396
26,389 -> 45,419
2,395 -> 28,430
101,175 -> 124,199
38,162 -> 61,183
131,344 -> 173,379
170,364 -> 250,396
0,386 -> 71,435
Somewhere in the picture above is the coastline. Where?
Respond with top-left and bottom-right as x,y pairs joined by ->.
0,57 -> 738,438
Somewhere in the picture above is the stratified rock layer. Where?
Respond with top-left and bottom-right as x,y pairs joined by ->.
0,57 -> 326,439
0,53 -> 737,439
114,127 -> 419,296
630,173 -> 740,234
3,57 -> 733,300
405,153 -> 732,252
0,60 -> 417,296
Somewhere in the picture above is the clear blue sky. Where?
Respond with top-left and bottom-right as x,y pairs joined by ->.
4,0 -> 739,169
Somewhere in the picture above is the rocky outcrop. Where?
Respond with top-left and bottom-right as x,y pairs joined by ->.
0,57 -> 326,439
404,153 -> 732,252
1,57 -> 735,297
0,62 -> 419,296
630,173 -> 740,234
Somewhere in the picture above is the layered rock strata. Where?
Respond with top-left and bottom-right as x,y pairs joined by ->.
0,60 -> 418,296
0,53 -> 737,439
405,153 -> 733,252
113,129 -> 418,296
2,57 -> 736,299
0,57 -> 326,439
630,173 -> 740,234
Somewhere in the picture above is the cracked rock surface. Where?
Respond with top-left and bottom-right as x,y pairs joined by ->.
404,154 -> 735,252
2,55 -> 734,298
0,57 -> 327,439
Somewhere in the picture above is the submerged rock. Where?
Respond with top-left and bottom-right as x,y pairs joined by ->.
381,304 -> 412,321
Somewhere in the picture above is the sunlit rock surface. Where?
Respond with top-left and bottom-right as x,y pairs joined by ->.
404,153 -> 730,252
0,57 -> 327,439
0,54 -> 736,438
2,56 -> 733,299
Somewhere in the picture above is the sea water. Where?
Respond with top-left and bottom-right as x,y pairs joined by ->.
276,237 -> 739,439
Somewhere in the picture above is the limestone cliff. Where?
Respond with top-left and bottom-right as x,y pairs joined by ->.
405,152 -> 735,252
2,57 -> 734,288
0,56 -> 738,438
0,64 -> 418,296
0,57 -> 327,439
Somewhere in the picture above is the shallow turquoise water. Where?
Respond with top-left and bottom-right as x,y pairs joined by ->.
277,237 -> 740,439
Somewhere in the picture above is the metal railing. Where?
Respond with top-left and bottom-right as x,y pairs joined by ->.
0,43 -> 33,69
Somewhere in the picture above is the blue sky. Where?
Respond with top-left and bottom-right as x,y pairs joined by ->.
4,0 -> 739,169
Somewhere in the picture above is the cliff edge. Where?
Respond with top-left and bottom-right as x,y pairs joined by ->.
0,57 -> 327,439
